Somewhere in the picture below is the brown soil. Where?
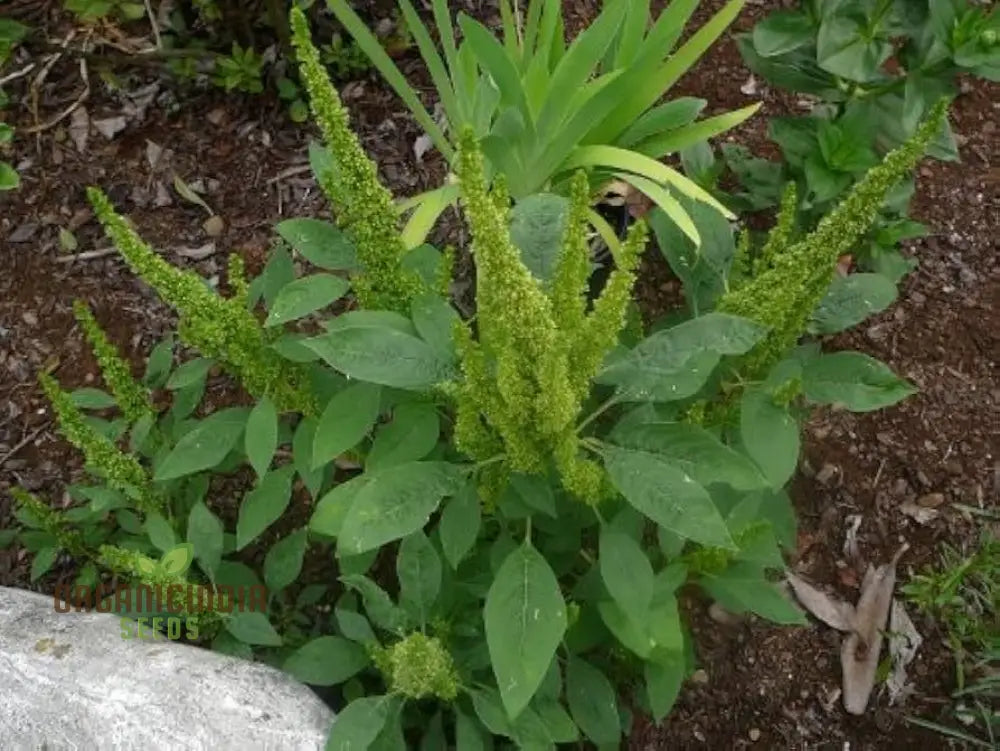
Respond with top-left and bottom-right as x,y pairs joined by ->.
1,2 -> 997,750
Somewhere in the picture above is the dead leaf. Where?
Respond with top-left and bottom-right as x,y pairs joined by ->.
842,544 -> 908,715
173,174 -> 214,216
92,116 -> 127,140
174,242 -> 217,260
58,228 -> 78,252
413,134 -> 432,163
786,572 -> 856,631
69,106 -> 89,153
843,514 -> 863,563
740,75 -> 758,96
886,598 -> 922,705
146,140 -> 164,170
900,500 -> 939,525
153,181 -> 172,208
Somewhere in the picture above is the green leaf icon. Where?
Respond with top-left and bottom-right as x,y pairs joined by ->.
160,543 -> 195,576
136,557 -> 158,576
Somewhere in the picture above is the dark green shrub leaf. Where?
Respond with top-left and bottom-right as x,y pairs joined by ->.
645,648 -> 686,723
810,273 -> 897,334
602,446 -> 734,549
69,387 -> 117,409
740,388 -> 799,488
335,602 -> 377,644
292,417 -> 325,497
225,611 -> 283,646
282,635 -> 368,685
534,699 -> 579,743
306,325 -> 456,390
508,193 -> 569,283
264,274 -> 350,327
312,382 -> 382,469
599,527 -> 654,623
154,408 -> 249,481
340,574 -> 408,633
144,512 -> 177,553
245,395 -> 279,477
338,462 -> 466,556
324,309 -> 417,335
438,483 -> 481,569
258,244 -> 295,310
485,542 -> 567,720
802,351 -> 916,411
509,473 -> 557,518
566,656 -> 620,744
367,402 -> 440,471
310,475 -> 370,538
609,421 -> 767,491
454,709 -> 488,751
816,14 -> 891,82
752,10 -> 815,56
411,294 -> 460,362
275,217 -> 358,270
187,501 -> 224,577
597,600 -> 653,658
264,528 -> 308,591
31,547 -> 58,582
701,562 -> 806,625
216,560 -> 261,590
396,531 -> 441,626
236,465 -> 295,550
166,357 -> 214,390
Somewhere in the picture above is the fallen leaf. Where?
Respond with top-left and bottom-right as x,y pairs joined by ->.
900,500 -> 939,525
740,75 -> 758,96
174,242 -> 217,260
786,572 -> 856,631
886,598 -> 922,706
842,544 -> 908,715
146,140 -> 164,170
173,174 -> 214,216
69,106 -> 89,153
843,514 -> 862,563
92,116 -> 127,140
413,133 -> 432,163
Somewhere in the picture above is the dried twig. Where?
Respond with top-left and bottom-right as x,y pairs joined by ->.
0,424 -> 48,468
143,0 -> 162,50
23,57 -> 90,135
54,247 -> 117,263
0,61 -> 37,87
266,164 -> 312,185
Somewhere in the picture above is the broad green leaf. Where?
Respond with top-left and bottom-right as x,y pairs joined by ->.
566,657 -> 620,744
69,388 -> 117,409
0,162 -> 19,191
700,562 -> 806,625
609,421 -> 767,491
602,446 -> 734,549
312,382 -> 382,469
600,528 -> 654,623
324,695 -> 393,751
367,402 -> 440,471
340,574 -> 408,633
264,274 -> 350,327
236,466 -> 295,550
810,273 -> 897,334
509,473 -> 557,518
597,313 -> 767,401
802,352 -> 916,412
264,528 -> 308,591
275,218 -> 358,270
438,483 -> 481,569
645,648 -> 686,723
305,325 -> 455,390
485,542 -> 567,720
154,408 -> 248,481
187,501 -> 224,577
411,294 -> 460,362
816,13 -> 891,83
282,635 -> 369,686
144,513 -> 177,553
508,193 -> 569,284
335,602 -> 377,644
752,10 -> 815,56
534,699 -> 579,743
30,547 -> 57,581
396,531 -> 441,626
225,611 -> 283,646
166,357 -> 214,390
324,309 -> 417,336
293,417 -> 325,497
740,388 -> 800,488
245,396 -> 278,477
309,475 -> 370,538
338,462 -> 467,555
258,245 -> 296,310
455,709 -> 487,751
598,600 -> 654,658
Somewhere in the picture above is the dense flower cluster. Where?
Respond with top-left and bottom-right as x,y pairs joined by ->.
290,6 -> 426,313
86,188 -> 317,416
372,632 -> 459,701
717,99 -> 949,379
39,371 -> 164,514
11,487 -> 88,558
72,300 -> 154,425
452,130 -> 645,501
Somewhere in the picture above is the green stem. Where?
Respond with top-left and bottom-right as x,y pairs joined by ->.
576,394 -> 621,434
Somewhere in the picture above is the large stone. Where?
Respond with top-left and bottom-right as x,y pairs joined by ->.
0,586 -> 334,750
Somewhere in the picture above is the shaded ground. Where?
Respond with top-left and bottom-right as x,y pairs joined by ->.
1,1 -> 997,749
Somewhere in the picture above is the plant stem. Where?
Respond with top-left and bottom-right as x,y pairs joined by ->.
576,394 -> 620,434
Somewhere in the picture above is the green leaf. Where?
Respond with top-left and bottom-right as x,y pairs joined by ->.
485,541 -> 568,720
293,417 -> 325,497
264,528 -> 308,591
144,513 -> 177,553
0,162 -> 20,191
142,335 -> 174,388
305,325 -> 456,390
600,528 -> 654,623
509,473 -> 557,518
338,462 -> 467,555
740,388 -> 799,489
410,294 -> 459,364
324,695 -> 393,751
159,543 -> 194,576
264,274 -> 350,327
566,656 -> 620,744
367,402 -> 440,471
602,446 -> 734,549
166,357 -> 214,390
236,466 -> 295,550
225,611 -> 283,646
187,501 -> 224,577
312,382 -> 382,469
31,547 -> 58,582
310,475 -> 370,538
508,193 -> 569,283
258,244 -> 295,310
700,562 -> 806,625
245,396 -> 279,477
154,408 -> 249,481
283,635 -> 369,686
608,421 -> 767,491
275,218 -> 358,270
438,483 -> 481,569
645,649 -> 686,723
809,274 -> 898,335
597,313 -> 768,401
598,600 -> 654,658
802,352 -> 916,412
816,13 -> 891,82
335,602 -> 377,644
396,531 -> 441,626
534,699 -> 579,743
69,388 -> 117,409
752,10 -> 815,56
340,574 -> 408,633
455,709 -> 487,751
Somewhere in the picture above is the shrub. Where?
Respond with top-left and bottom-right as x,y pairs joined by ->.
4,7 -> 949,748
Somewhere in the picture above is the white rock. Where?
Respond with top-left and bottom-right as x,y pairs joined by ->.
0,587 -> 334,750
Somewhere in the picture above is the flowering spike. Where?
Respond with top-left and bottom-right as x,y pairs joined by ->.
11,487 -> 88,557
755,181 -> 798,274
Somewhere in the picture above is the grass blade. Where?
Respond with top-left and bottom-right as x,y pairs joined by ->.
397,0 -> 461,129
586,208 -> 621,256
457,15 -> 530,123
401,184 -> 461,249
614,0 -> 652,69
616,172 -> 700,248
636,103 -> 762,158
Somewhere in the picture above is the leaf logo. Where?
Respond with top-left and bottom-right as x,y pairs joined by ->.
138,543 -> 195,577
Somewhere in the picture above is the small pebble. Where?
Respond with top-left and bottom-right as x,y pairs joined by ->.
749,728 -> 761,742
691,669 -> 709,685
21,311 -> 38,326
917,492 -> 945,508
816,463 -> 839,485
